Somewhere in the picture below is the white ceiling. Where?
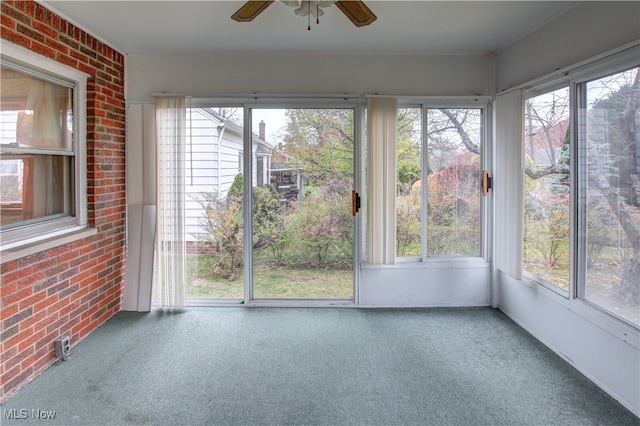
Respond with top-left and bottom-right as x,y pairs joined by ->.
40,1 -> 579,55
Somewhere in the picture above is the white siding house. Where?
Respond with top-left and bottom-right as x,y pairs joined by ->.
185,108 -> 272,242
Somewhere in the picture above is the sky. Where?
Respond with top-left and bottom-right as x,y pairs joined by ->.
252,109 -> 288,146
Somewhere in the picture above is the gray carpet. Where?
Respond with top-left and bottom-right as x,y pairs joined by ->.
1,307 -> 637,425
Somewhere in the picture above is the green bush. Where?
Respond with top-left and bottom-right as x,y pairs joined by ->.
287,186 -> 352,265
192,191 -> 244,281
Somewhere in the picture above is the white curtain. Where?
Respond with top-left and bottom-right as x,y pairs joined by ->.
155,97 -> 187,310
27,80 -> 71,149
494,90 -> 524,280
367,97 -> 398,264
25,80 -> 71,219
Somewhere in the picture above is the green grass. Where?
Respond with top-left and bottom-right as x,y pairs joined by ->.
187,251 -> 353,300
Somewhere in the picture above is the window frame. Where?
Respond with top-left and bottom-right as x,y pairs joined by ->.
0,42 -> 88,252
574,60 -> 640,327
520,45 -> 640,329
521,83 -> 572,297
396,98 -> 490,262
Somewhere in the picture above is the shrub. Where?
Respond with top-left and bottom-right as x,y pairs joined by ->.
288,184 -> 352,265
192,192 -> 244,280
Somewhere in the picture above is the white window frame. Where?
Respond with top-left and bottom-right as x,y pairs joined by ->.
1,42 -> 90,255
396,98 -> 490,262
518,43 -> 640,329
521,82 -> 572,298
573,58 -> 640,328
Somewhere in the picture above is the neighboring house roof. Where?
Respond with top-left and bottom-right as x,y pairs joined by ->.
256,145 -> 271,155
197,108 -> 273,152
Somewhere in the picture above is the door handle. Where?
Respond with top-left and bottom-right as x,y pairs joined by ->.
482,170 -> 492,196
352,190 -> 361,216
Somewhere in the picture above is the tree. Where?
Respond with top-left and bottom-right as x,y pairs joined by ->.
397,108 -> 422,192
288,186 -> 352,264
192,191 -> 243,280
587,69 -> 640,304
522,89 -> 571,279
448,69 -> 639,305
283,109 -> 354,185
195,174 -> 285,279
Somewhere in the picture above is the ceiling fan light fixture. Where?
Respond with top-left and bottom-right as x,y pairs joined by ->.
282,0 -> 336,30
231,0 -> 376,29
282,0 -> 336,18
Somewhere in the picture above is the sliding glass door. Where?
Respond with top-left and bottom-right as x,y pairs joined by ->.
183,105 -> 356,302
250,108 -> 355,300
185,106 -> 246,300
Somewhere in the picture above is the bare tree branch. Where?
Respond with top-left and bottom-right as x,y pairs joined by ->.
439,109 -> 480,154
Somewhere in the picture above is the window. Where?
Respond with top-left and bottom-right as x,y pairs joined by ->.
178,103 -> 356,302
396,108 -> 422,257
0,44 -> 87,249
396,104 -> 484,259
578,66 -> 640,325
523,86 -> 571,291
521,51 -> 639,326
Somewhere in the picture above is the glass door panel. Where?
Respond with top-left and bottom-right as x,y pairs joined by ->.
184,106 -> 245,300
426,108 -> 482,256
251,108 -> 355,299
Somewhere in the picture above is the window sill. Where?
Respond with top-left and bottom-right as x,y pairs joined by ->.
362,258 -> 488,269
1,226 -> 97,264
510,271 -> 639,348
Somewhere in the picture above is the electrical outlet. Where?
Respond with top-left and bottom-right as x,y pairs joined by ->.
54,336 -> 71,360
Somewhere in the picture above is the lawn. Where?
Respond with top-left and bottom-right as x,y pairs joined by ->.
187,251 -> 353,300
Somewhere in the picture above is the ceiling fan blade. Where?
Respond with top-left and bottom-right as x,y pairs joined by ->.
231,0 -> 274,22
335,0 -> 377,27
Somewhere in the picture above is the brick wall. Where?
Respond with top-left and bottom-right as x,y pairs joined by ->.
1,1 -> 126,402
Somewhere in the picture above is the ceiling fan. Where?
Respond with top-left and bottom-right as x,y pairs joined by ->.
231,0 -> 377,28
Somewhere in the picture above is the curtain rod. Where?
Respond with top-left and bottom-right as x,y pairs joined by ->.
365,95 -> 491,100
151,92 -> 362,100
147,94 -> 493,104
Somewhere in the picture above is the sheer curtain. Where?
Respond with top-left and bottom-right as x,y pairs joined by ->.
494,90 -> 524,280
26,80 -> 71,219
367,97 -> 398,264
155,97 -> 187,310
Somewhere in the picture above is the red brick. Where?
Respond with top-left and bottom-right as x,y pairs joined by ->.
33,314 -> 59,336
1,260 -> 19,275
29,39 -> 56,59
1,0 -> 126,403
2,287 -> 33,308
18,329 -> 46,353
46,296 -> 71,317
17,270 -> 46,289
45,36 -> 69,54
33,294 -> 58,313
55,52 -> 78,68
16,22 -> 44,44
46,262 -> 70,278
3,346 -> 32,374
34,2 -> 45,21
2,366 -> 34,396
20,353 -> 37,370
32,20 -> 57,39
19,291 -> 46,311
0,304 -> 19,322
0,282 -> 18,299
1,2 -> 30,26
1,13 -> 17,29
4,326 -> 34,352
33,350 -> 55,373
2,266 -> 33,285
